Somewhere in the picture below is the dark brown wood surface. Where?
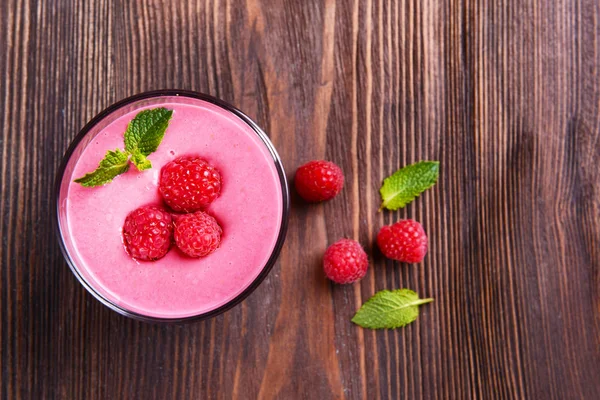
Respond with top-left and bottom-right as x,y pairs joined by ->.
1,0 -> 599,399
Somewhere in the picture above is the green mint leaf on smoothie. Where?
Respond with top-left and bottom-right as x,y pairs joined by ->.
124,107 -> 173,170
352,289 -> 433,330
379,161 -> 439,211
74,107 -> 174,187
74,149 -> 130,187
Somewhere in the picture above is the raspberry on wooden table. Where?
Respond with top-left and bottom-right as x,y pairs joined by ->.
294,160 -> 344,202
159,156 -> 222,212
122,206 -> 174,261
377,219 -> 428,263
323,239 -> 369,284
174,211 -> 223,258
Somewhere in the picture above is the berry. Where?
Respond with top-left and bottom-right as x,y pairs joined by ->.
174,211 -> 223,258
122,206 -> 173,261
377,219 -> 428,263
323,239 -> 368,284
294,160 -> 344,202
159,156 -> 222,212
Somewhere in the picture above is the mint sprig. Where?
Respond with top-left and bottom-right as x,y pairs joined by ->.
352,289 -> 433,329
379,161 -> 439,211
74,107 -> 173,187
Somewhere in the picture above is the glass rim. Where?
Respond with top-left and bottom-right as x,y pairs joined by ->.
54,89 -> 290,323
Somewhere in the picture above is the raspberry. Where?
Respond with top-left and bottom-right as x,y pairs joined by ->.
122,206 -> 173,261
323,239 -> 368,284
377,219 -> 428,263
159,156 -> 222,212
174,211 -> 223,258
294,160 -> 344,202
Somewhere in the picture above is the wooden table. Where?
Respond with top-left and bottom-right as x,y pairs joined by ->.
1,1 -> 599,399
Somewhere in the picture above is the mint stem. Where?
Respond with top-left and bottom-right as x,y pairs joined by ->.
412,298 -> 434,306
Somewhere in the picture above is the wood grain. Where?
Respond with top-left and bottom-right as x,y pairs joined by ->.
1,0 -> 599,398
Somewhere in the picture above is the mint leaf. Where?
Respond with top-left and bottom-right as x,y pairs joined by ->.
352,289 -> 433,329
74,107 -> 174,187
131,150 -> 152,171
124,107 -> 173,170
380,161 -> 439,211
74,149 -> 130,187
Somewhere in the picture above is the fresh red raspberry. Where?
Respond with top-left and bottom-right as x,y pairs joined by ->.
159,156 -> 222,212
377,219 -> 428,263
122,206 -> 174,261
294,160 -> 344,202
323,239 -> 368,284
174,211 -> 223,258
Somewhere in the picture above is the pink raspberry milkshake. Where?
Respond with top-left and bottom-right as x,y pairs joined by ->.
56,91 -> 289,321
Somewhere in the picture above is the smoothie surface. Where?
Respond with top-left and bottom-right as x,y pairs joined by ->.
65,99 -> 283,318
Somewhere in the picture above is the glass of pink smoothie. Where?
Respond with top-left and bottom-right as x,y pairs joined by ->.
55,90 -> 289,322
